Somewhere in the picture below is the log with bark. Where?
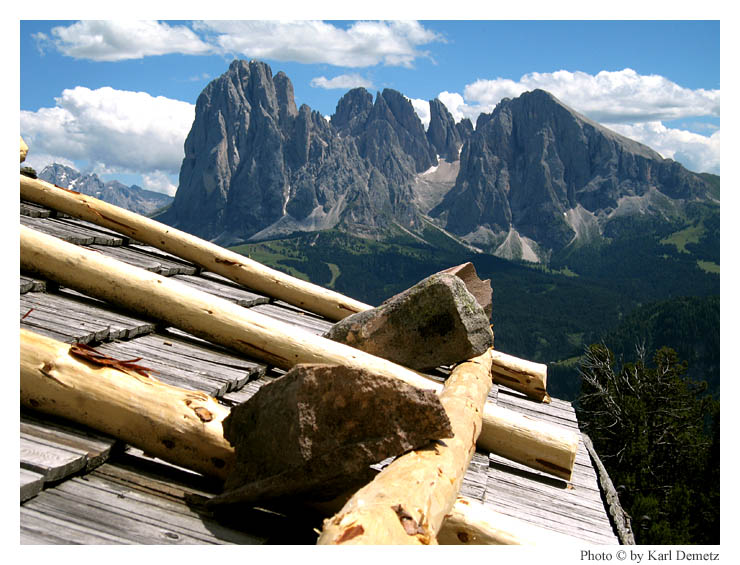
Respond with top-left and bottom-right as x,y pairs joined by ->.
317,349 -> 493,544
20,224 -> 578,479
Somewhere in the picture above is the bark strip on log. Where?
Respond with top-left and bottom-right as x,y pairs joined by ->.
19,329 -> 233,480
490,349 -> 550,403
317,349 -> 493,545
19,174 -> 370,321
20,225 -> 578,480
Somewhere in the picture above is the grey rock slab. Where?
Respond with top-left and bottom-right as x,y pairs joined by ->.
325,272 -> 493,370
214,363 -> 452,505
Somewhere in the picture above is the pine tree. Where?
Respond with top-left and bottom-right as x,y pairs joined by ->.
577,344 -> 719,544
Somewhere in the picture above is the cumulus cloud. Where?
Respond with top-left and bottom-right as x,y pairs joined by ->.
438,68 -> 720,174
20,86 -> 195,192
142,170 -> 179,197
193,20 -> 442,68
34,20 -> 213,62
608,122 -> 720,175
311,73 -> 374,90
408,98 -> 431,130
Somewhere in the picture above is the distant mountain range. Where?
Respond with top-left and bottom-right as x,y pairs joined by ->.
37,163 -> 173,217
156,59 -> 718,263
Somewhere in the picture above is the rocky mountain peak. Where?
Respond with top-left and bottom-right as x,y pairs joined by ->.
426,98 -> 471,161
160,59 -> 715,262
431,88 -> 715,261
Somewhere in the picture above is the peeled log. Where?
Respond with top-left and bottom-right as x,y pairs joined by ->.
19,330 -> 573,544
438,495 -> 579,545
19,329 -> 234,480
20,173 -> 551,402
317,349 -> 493,545
20,225 -> 578,479
490,350 -> 550,403
19,174 -> 370,321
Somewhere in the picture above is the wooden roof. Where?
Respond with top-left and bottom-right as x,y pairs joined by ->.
19,198 -> 624,545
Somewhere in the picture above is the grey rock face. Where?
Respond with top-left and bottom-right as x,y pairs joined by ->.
217,363 -> 452,504
164,60 -> 715,258
431,89 -> 715,257
325,272 -> 493,370
160,61 -> 429,243
427,98 -> 469,161
37,164 -> 172,216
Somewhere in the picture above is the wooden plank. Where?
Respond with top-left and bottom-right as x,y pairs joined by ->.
459,451 -> 490,502
96,333 -> 260,396
20,296 -> 112,342
88,244 -> 166,272
129,243 -> 199,275
62,217 -> 130,245
20,215 -> 96,245
20,200 -> 52,218
20,436 -> 87,483
21,506 -> 130,544
250,302 -> 335,335
20,468 -> 45,502
21,462 -> 269,545
173,274 -> 270,307
20,411 -> 118,471
20,276 -> 47,294
20,290 -> 156,342
482,464 -> 618,544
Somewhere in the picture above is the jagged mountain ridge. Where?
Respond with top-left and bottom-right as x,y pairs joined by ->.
159,59 -> 716,261
38,163 -> 173,216
430,89 -> 715,260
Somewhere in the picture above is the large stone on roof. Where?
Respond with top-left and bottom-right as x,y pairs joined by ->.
217,363 -> 452,505
325,272 -> 493,370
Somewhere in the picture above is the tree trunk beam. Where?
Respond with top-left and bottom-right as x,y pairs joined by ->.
438,495 -> 579,545
317,349 -> 493,545
21,175 -> 554,400
19,329 -> 234,480
20,329 -> 573,544
19,174 -> 371,321
490,349 -> 550,402
479,403 -> 578,480
20,225 -> 578,479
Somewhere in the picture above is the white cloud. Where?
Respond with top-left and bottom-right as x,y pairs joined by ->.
608,122 -> 720,175
311,73 -> 374,90
35,20 -> 213,62
408,98 -> 431,130
194,20 -> 442,68
439,68 -> 720,174
20,86 -> 195,187
142,171 -> 178,197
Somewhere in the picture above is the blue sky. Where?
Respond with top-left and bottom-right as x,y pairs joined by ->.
19,18 -> 721,196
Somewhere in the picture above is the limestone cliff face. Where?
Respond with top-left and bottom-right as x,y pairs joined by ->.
161,61 -> 430,243
162,61 -> 715,258
426,98 -> 471,161
430,89 -> 714,258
